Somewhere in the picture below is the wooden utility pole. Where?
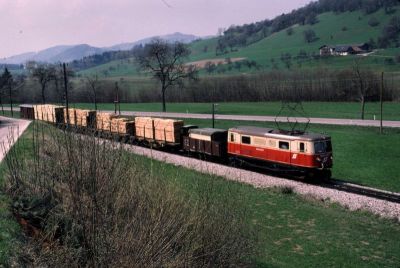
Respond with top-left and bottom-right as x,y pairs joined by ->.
114,82 -> 120,115
63,63 -> 70,125
380,72 -> 384,134
212,103 -> 218,128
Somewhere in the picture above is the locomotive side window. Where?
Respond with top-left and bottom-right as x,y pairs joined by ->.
279,141 -> 290,150
299,142 -> 305,152
242,136 -> 251,144
230,133 -> 235,142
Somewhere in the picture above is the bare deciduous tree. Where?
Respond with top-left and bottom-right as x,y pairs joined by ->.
136,39 -> 197,112
29,64 -> 56,104
85,74 -> 100,110
353,59 -> 367,120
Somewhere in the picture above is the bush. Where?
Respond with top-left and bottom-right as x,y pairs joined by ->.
286,28 -> 294,36
303,29 -> 318,43
342,26 -> 348,31
368,17 -> 380,27
5,125 -> 256,267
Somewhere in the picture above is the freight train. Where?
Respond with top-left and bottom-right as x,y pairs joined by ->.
20,104 -> 333,179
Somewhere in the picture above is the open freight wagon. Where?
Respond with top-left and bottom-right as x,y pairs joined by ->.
135,117 -> 184,146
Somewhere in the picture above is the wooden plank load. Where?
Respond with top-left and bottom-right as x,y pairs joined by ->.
154,118 -> 184,143
34,104 -> 65,123
110,118 -> 135,135
119,121 -> 135,136
111,118 -> 126,133
96,112 -> 118,132
64,108 -> 77,125
75,109 -> 96,127
135,117 -> 154,139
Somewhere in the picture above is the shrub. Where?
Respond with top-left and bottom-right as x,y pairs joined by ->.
303,29 -> 318,43
5,125 -> 256,267
368,17 -> 380,27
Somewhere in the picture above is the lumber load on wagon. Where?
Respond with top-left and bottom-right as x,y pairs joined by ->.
154,118 -> 184,143
34,104 -> 64,123
119,121 -> 135,135
110,118 -> 135,135
75,109 -> 96,127
135,117 -> 155,139
64,108 -> 76,125
96,112 -> 118,132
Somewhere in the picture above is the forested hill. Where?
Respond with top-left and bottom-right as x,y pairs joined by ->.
216,0 -> 399,53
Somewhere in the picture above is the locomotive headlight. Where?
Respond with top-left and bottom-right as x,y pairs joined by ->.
316,157 -> 321,162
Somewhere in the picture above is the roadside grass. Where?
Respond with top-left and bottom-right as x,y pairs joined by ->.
70,101 -> 400,121
183,118 -> 400,193
0,126 -> 33,265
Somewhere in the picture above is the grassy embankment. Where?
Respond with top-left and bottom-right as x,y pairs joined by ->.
0,123 -> 399,267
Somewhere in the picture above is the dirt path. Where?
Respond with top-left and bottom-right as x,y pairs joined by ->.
0,116 -> 31,162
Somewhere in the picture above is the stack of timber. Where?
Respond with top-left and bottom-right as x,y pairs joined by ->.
34,104 -> 64,123
96,112 -> 118,132
119,120 -> 135,135
75,109 -> 96,127
111,118 -> 135,135
154,118 -> 184,143
63,108 -> 77,125
135,117 -> 155,139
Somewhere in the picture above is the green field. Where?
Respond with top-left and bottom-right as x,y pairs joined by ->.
79,8 -> 400,78
72,101 -> 400,121
1,124 -> 400,267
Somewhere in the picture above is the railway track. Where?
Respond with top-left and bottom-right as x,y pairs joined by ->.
323,180 -> 400,204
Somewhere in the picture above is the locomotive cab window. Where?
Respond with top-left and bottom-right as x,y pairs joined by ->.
299,142 -> 305,152
314,140 -> 332,153
279,141 -> 290,150
230,133 -> 235,142
242,136 -> 251,144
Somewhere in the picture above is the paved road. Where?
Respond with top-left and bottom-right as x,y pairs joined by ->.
101,110 -> 400,128
0,116 -> 31,162
6,107 -> 400,128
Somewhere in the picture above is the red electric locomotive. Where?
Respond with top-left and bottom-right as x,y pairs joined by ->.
227,126 -> 333,178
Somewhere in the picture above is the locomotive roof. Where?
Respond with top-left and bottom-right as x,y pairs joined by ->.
189,128 -> 227,136
229,126 -> 330,141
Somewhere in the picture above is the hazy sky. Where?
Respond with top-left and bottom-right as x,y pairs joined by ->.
1,0 -> 311,58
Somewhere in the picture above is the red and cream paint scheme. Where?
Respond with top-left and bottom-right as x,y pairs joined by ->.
227,126 -> 333,170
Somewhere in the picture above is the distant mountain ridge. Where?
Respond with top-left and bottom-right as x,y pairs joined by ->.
105,32 -> 200,51
0,32 -> 201,64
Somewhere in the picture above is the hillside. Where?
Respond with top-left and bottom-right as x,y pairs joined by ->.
0,33 -> 201,65
79,8 -> 400,78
